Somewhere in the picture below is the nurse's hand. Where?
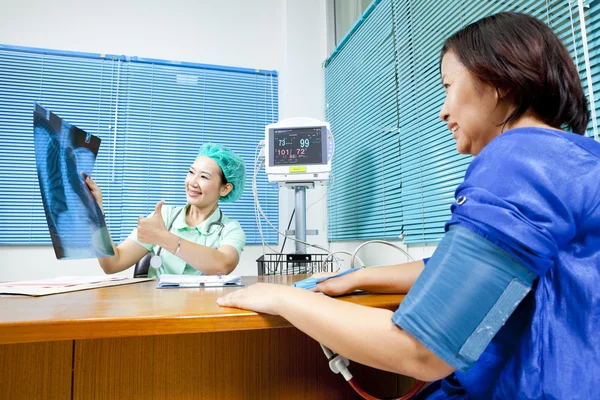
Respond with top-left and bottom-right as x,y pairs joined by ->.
137,200 -> 168,245
83,174 -> 104,213
216,283 -> 290,315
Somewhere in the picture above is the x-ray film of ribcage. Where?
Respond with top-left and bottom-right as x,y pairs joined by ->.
33,103 -> 114,259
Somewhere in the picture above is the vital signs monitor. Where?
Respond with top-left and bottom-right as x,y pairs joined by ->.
264,117 -> 334,184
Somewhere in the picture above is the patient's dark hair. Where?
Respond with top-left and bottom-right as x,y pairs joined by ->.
441,12 -> 589,135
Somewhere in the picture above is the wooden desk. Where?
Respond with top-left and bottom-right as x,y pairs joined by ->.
0,275 -> 415,399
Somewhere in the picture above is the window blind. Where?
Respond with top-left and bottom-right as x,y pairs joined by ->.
0,45 -> 279,245
0,47 -> 120,244
325,0 -> 599,244
326,0 -> 403,240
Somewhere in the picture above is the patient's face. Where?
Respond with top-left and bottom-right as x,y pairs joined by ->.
439,51 -> 508,156
185,156 -> 225,208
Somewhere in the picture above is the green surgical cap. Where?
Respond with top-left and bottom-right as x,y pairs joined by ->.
197,143 -> 246,202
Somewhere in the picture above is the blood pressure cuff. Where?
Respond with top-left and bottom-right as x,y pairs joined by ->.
392,225 -> 536,371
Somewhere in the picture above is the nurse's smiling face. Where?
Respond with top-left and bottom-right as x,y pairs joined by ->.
185,156 -> 231,208
439,51 -> 510,156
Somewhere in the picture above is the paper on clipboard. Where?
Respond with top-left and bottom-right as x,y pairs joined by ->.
157,274 -> 243,288
2,276 -> 126,288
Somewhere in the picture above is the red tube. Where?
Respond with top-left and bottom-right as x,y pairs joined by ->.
348,378 -> 428,400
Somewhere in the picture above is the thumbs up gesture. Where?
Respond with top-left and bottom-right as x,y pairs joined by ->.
137,200 -> 168,245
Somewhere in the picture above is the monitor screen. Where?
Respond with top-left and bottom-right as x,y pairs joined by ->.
272,127 -> 324,165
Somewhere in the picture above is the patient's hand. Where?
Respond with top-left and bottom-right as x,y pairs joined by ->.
217,283 -> 289,315
315,270 -> 359,297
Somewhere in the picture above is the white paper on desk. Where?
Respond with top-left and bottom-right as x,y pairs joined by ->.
1,275 -> 127,288
157,274 -> 242,288
0,277 -> 154,297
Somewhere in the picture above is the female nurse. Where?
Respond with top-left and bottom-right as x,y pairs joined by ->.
86,143 -> 247,277
216,12 -> 600,399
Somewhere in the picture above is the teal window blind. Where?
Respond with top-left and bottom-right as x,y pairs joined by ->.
325,0 -> 599,244
326,0 -> 401,240
0,45 -> 278,245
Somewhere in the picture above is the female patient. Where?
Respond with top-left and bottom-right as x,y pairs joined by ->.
217,12 -> 600,399
86,143 -> 247,277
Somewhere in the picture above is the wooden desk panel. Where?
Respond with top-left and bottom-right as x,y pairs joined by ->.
73,329 -> 409,400
0,340 -> 72,400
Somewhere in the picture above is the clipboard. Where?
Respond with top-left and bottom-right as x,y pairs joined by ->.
156,274 -> 244,289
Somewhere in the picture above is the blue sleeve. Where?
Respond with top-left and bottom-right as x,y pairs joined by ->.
445,130 -> 591,276
394,226 -> 535,371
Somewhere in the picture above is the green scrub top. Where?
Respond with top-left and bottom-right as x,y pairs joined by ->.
128,204 -> 246,277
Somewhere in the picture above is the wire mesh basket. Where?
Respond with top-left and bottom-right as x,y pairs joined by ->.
257,253 -> 335,276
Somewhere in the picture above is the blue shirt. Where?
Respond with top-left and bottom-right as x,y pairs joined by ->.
419,128 -> 600,399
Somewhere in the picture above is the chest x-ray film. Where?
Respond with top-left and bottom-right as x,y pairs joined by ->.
33,103 -> 114,259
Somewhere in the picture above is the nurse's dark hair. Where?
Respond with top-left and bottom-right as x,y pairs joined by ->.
219,170 -> 228,185
441,12 -> 589,135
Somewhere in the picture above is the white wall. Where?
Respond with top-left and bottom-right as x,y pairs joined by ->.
276,0 -> 331,259
0,0 -> 435,281
0,0 -> 284,72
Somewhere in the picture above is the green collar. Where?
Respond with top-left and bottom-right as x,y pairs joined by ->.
172,205 -> 223,235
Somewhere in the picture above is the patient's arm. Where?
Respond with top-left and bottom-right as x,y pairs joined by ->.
315,260 -> 425,296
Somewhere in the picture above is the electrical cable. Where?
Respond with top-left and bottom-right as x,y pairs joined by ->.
322,250 -> 365,273
275,209 -> 295,273
350,240 -> 414,268
253,156 -> 281,256
252,158 -> 331,254
253,143 -> 269,258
